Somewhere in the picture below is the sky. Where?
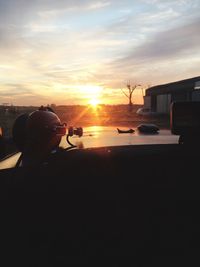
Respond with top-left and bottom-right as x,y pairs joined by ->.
0,0 -> 199,106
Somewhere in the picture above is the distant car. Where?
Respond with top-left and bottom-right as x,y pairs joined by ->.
136,107 -> 157,116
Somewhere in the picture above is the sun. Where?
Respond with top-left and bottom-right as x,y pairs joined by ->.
89,98 -> 100,107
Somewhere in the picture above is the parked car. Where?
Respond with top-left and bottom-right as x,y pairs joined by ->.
136,107 -> 157,116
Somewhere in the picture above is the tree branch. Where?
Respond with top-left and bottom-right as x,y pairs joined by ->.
120,88 -> 129,98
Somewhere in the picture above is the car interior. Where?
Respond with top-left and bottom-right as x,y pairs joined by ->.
0,102 -> 199,266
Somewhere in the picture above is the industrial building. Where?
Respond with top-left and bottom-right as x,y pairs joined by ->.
144,76 -> 200,114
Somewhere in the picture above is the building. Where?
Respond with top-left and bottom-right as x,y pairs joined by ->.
144,76 -> 200,114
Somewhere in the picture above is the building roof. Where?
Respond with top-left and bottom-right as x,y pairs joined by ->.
146,76 -> 200,96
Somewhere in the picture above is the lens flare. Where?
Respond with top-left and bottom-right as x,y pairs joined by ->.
89,98 -> 99,107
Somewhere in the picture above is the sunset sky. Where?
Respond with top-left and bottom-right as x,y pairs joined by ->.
0,0 -> 199,106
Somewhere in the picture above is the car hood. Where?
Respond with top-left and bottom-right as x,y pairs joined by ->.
0,126 -> 179,170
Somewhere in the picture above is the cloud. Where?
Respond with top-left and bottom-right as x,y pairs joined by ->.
88,14 -> 200,88
0,0 -> 199,105
112,18 -> 200,66
36,0 -> 111,19
0,83 -> 41,97
87,1 -> 111,10
0,83 -> 49,105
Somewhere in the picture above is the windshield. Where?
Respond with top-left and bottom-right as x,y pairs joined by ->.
0,1 -> 199,159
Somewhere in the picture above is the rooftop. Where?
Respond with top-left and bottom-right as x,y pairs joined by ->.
146,76 -> 200,96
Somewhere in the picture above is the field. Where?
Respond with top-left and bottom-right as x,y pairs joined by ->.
0,104 -> 170,156
55,104 -> 170,128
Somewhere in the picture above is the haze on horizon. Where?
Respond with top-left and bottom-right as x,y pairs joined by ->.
0,0 -> 199,106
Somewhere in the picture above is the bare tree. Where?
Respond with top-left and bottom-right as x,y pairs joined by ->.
121,82 -> 141,109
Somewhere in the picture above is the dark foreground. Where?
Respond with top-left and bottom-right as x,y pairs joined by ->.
0,142 -> 199,266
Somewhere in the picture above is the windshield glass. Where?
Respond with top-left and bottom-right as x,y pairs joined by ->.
0,1 -> 199,159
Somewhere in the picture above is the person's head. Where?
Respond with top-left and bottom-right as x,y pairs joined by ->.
12,106 -> 66,166
27,108 -> 62,150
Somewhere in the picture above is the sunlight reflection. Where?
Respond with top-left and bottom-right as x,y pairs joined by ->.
70,105 -> 90,126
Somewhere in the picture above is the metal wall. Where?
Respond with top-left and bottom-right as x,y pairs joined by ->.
171,92 -> 188,102
156,94 -> 171,114
145,90 -> 200,114
192,90 -> 200,101
143,96 -> 151,108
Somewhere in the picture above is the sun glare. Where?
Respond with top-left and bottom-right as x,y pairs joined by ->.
57,84 -> 104,106
78,85 -> 102,95
76,84 -> 102,107
89,98 -> 100,107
